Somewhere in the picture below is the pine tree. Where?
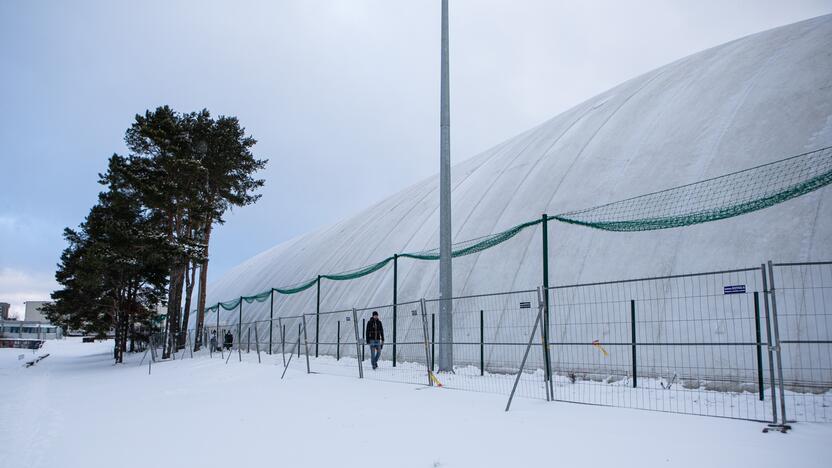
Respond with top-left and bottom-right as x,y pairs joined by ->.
46,105 -> 266,360
123,107 -> 209,357
192,114 -> 267,350
45,155 -> 174,362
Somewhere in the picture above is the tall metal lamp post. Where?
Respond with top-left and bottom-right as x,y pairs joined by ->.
437,0 -> 453,372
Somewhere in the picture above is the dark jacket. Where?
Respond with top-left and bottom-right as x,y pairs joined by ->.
365,318 -> 384,343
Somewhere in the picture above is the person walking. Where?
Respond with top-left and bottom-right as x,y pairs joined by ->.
224,330 -> 234,350
209,330 -> 218,352
365,311 -> 385,370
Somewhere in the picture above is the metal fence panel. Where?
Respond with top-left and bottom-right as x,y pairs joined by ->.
354,301 -> 429,385
305,308 -> 362,379
424,290 -> 549,401
306,301 -> 429,385
547,267 -> 776,421
175,261 -> 832,422
770,261 -> 832,423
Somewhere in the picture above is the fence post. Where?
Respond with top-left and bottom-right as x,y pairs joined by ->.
226,339 -> 235,364
280,318 -> 286,367
297,323 -> 301,358
352,308 -> 364,379
219,328 -> 225,360
337,320 -> 341,361
761,264 -> 779,424
431,313 -> 436,372
480,309 -> 484,376
316,276 -> 321,358
361,318 -> 366,362
302,315 -> 311,374
269,289 -> 274,355
535,287 -> 551,401
237,298 -> 243,362
541,214 -> 553,387
280,335 -> 298,380
247,327 -> 251,353
753,292 -> 765,400
237,327 -> 242,362
506,304 -> 544,412
150,334 -> 158,362
538,286 -> 554,399
767,260 -> 788,426
420,299 -> 433,387
255,324 -> 261,364
631,299 -> 637,388
393,254 -> 398,367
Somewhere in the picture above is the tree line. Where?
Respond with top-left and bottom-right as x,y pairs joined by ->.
44,106 -> 267,362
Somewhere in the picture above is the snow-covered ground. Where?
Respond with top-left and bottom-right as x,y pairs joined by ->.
1,339 -> 830,468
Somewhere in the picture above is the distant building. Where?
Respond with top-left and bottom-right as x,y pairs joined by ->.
0,303 -> 10,320
24,301 -> 51,323
0,319 -> 63,340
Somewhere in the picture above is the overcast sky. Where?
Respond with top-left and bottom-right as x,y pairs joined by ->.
1,0 -> 829,319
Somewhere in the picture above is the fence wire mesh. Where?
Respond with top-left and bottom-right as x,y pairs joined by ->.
770,261 -> 832,423
276,315 -> 309,373
546,268 -> 777,421
424,290 -> 549,401
353,302 -> 430,386
306,308 -> 363,380
165,261 -> 832,423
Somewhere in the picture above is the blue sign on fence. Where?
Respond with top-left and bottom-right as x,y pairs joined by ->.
724,284 -> 746,294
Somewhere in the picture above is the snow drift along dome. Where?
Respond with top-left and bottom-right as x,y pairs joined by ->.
204,15 -> 832,325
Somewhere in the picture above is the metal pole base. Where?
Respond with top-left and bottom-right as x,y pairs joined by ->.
763,424 -> 791,433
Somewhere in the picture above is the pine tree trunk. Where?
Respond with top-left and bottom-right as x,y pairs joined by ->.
163,263 -> 186,358
193,219 -> 213,351
113,308 -> 121,362
179,259 -> 197,347
120,312 -> 129,354
114,306 -> 126,364
162,208 -> 177,359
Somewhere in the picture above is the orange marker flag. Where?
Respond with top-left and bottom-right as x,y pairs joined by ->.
592,339 -> 609,357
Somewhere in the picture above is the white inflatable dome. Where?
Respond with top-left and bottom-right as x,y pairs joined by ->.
203,15 -> 832,328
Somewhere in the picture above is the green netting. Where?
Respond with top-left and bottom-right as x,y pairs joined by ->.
243,291 -> 272,303
274,278 -> 318,295
401,218 -> 543,260
200,146 -> 832,316
322,256 -> 394,281
553,146 -> 832,231
219,298 -> 241,310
